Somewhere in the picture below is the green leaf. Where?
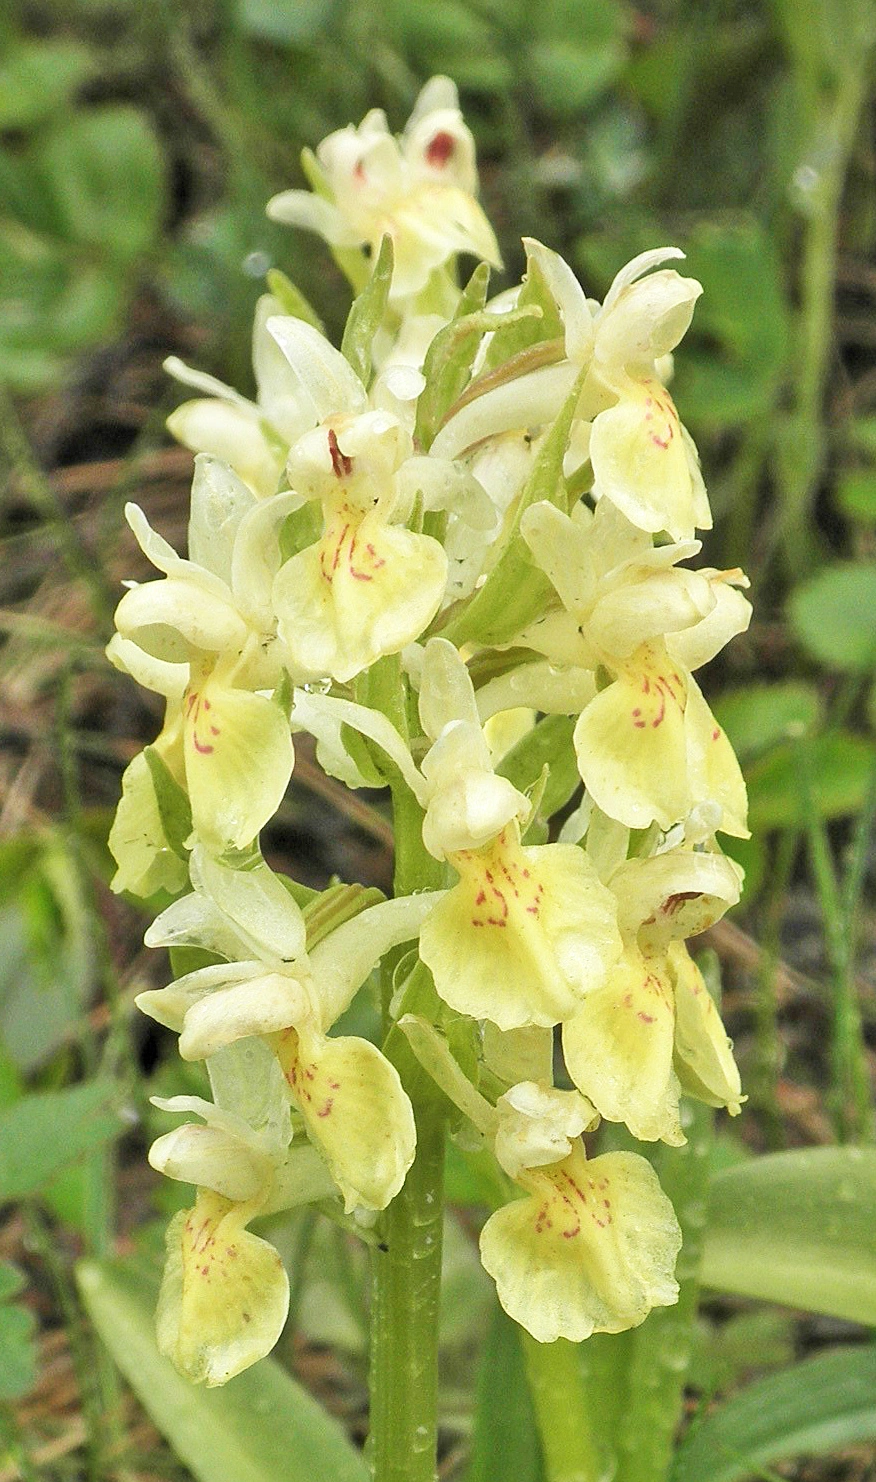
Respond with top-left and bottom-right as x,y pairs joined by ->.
144,746 -> 193,860
713,680 -> 822,760
0,40 -> 95,130
439,368 -> 586,649
265,269 -> 325,333
77,1256 -> 369,1482
746,732 -> 876,829
0,1081 -> 122,1200
340,234 -> 394,388
414,263 -> 492,449
529,39 -> 625,114
700,1146 -> 876,1322
465,1303 -> 543,1482
836,469 -> 876,523
690,1310 -> 795,1395
38,105 -> 166,261
0,1261 -> 37,1400
496,714 -> 579,820
788,563 -> 876,671
481,250 -> 563,373
671,1345 -> 876,1482
238,0 -> 336,44
676,220 -> 789,428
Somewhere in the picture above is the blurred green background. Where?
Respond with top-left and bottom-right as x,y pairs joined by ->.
0,1 -> 875,1478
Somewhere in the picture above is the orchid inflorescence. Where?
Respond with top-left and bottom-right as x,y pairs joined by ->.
110,76 -> 749,1386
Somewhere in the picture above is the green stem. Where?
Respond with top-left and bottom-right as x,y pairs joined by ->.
613,1096 -> 713,1482
521,1334 -> 603,1482
778,49 -> 872,572
367,659 -> 448,1482
367,1105 -> 445,1482
801,744 -> 875,1141
752,829 -> 798,1148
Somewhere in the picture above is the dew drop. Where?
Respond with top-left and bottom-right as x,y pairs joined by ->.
243,249 -> 272,277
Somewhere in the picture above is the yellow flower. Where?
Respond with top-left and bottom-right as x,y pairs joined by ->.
139,855 -> 438,1212
413,639 -> 622,1028
419,824 -> 622,1030
480,1144 -> 681,1343
156,1189 -> 289,1386
521,498 -> 750,835
266,76 -> 500,300
110,463 -> 295,853
561,848 -> 744,1142
273,413 -> 449,682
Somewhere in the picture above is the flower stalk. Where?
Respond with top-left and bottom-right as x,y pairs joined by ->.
105,74 -> 756,1482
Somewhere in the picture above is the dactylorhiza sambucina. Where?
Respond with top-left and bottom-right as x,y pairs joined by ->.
110,77 -> 749,1384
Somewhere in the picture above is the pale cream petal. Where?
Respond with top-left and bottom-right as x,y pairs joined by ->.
277,1028 -> 416,1212
430,363 -> 579,461
610,848 -> 743,947
187,457 -> 257,584
573,653 -> 691,830
587,566 -> 715,662
419,832 -> 621,1029
479,1148 -> 681,1342
493,1082 -> 596,1181
148,1124 -> 269,1202
156,1193 -> 289,1386
520,501 -> 597,616
106,634 -> 188,700
670,943 -> 743,1113
178,973 -> 310,1061
601,248 -> 686,313
667,572 -> 752,672
191,848 -> 306,967
562,947 -> 684,1145
520,238 -> 594,361
274,520 -> 447,684
265,189 -> 359,245
597,269 -> 701,367
144,890 -> 248,961
167,400 -> 284,501
114,578 -> 247,663
418,636 -> 481,739
266,316 -> 367,426
183,678 -> 294,852
684,677 -> 749,838
108,749 -> 189,898
590,376 -> 707,541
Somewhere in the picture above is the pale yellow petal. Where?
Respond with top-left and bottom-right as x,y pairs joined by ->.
573,652 -> 691,830
277,1028 -> 416,1212
108,749 -> 188,898
479,1148 -> 681,1342
684,677 -> 749,838
419,830 -> 621,1030
670,943 -> 743,1113
156,1193 -> 289,1386
562,947 -> 684,1145
274,519 -> 447,683
183,676 -> 294,852
590,376 -> 709,541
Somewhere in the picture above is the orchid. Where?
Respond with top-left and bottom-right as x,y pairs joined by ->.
108,458 -> 295,854
562,846 -> 745,1144
106,85 -> 760,1482
137,847 -> 439,1213
267,76 -> 501,303
520,497 -> 751,835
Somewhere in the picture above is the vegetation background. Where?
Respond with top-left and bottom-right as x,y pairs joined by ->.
0,1 -> 875,1479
